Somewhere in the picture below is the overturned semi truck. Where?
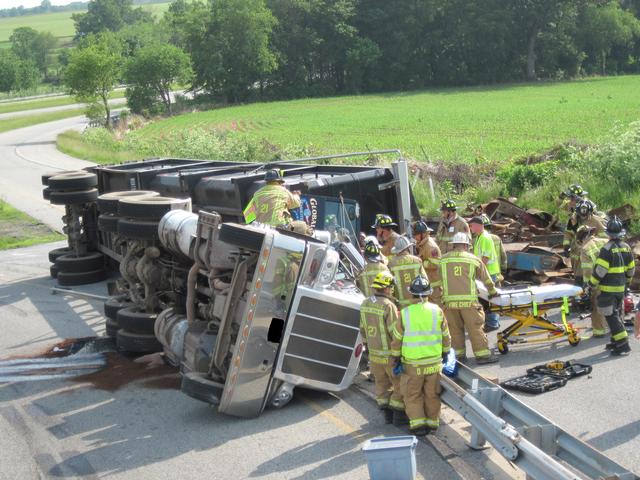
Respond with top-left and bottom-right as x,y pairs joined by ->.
42,151 -> 417,417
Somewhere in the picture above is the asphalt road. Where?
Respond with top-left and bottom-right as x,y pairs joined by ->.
0,99 -> 128,121
0,242 -> 521,480
0,115 -> 94,231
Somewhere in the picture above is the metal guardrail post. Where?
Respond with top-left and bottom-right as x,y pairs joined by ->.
468,379 -> 503,450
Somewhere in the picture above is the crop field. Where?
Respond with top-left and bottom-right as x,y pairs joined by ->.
135,76 -> 640,164
0,2 -> 171,47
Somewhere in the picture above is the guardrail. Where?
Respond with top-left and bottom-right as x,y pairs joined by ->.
441,364 -> 638,480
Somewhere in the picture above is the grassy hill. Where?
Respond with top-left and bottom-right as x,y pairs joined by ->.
0,2 -> 172,48
129,75 -> 640,164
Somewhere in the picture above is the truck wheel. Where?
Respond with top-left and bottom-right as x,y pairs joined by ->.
117,307 -> 158,334
116,329 -> 162,353
118,196 -> 191,221
219,223 -> 265,252
50,264 -> 59,279
98,214 -> 120,233
181,372 -> 223,405
97,190 -> 160,214
42,171 -> 79,186
42,187 -> 51,200
48,247 -> 72,263
104,297 -> 134,320
117,218 -> 159,240
50,188 -> 99,205
57,268 -> 107,286
105,318 -> 120,337
56,252 -> 105,273
48,171 -> 97,190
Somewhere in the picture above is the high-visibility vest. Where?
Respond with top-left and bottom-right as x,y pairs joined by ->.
398,302 -> 444,366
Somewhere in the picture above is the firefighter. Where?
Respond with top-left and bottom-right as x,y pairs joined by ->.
389,236 -> 427,309
435,199 -> 471,255
391,275 -> 451,436
469,216 -> 501,332
372,214 -> 400,259
414,220 -> 442,305
359,271 -> 404,423
578,225 -> 608,338
563,198 -> 606,283
481,214 -> 507,276
243,169 -> 301,227
559,183 -> 587,213
589,216 -> 635,356
432,232 -> 499,364
357,241 -> 391,298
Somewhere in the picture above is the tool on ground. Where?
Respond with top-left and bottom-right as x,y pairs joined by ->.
500,359 -> 592,394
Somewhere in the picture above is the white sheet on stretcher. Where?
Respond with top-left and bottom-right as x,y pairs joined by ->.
476,281 -> 583,307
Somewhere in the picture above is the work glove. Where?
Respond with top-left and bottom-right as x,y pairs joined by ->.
488,289 -> 499,299
392,357 -> 404,376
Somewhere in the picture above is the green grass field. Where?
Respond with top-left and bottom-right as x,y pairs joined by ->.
132,75 -> 640,164
0,2 -> 172,46
0,200 -> 64,250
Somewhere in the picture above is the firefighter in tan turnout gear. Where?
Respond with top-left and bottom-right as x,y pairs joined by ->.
391,275 -> 451,436
356,241 -> 391,299
372,214 -> 400,259
432,232 -> 499,364
577,225 -> 609,337
389,236 -> 427,309
359,271 -> 405,423
563,197 -> 606,283
244,169 -> 301,227
436,199 -> 471,255
413,220 -> 442,305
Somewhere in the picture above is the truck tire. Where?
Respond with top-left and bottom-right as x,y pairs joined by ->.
116,307 -> 158,334
118,196 -> 191,221
104,297 -> 134,320
57,268 -> 107,286
56,252 -> 105,273
117,218 -> 159,240
48,246 -> 72,263
181,372 -> 223,405
219,223 -> 265,252
97,190 -> 159,214
98,214 -> 120,233
105,318 -> 120,337
42,187 -> 51,200
50,263 -> 59,279
42,171 -> 78,186
50,188 -> 99,205
116,329 -> 162,353
48,171 -> 97,190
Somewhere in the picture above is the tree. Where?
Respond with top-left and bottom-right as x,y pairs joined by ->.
65,33 -> 122,127
10,26 -> 56,74
0,51 -> 18,92
578,2 -> 640,74
73,0 -> 153,39
125,43 -> 192,114
192,0 -> 277,102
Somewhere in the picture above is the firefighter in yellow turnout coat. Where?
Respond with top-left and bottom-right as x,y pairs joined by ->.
359,271 -> 405,423
244,169 -> 301,226
391,276 -> 451,436
432,232 -> 499,364
356,241 -> 391,299
389,236 -> 427,309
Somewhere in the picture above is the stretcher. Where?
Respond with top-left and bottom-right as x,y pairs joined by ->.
477,282 -> 583,354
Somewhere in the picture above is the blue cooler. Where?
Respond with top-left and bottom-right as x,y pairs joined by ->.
362,435 -> 418,480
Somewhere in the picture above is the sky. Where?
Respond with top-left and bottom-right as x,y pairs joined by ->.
2,1 -> 77,8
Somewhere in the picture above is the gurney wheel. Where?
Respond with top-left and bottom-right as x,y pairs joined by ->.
568,333 -> 580,346
497,340 -> 509,355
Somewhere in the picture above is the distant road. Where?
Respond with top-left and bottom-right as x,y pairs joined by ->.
0,98 -> 128,121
